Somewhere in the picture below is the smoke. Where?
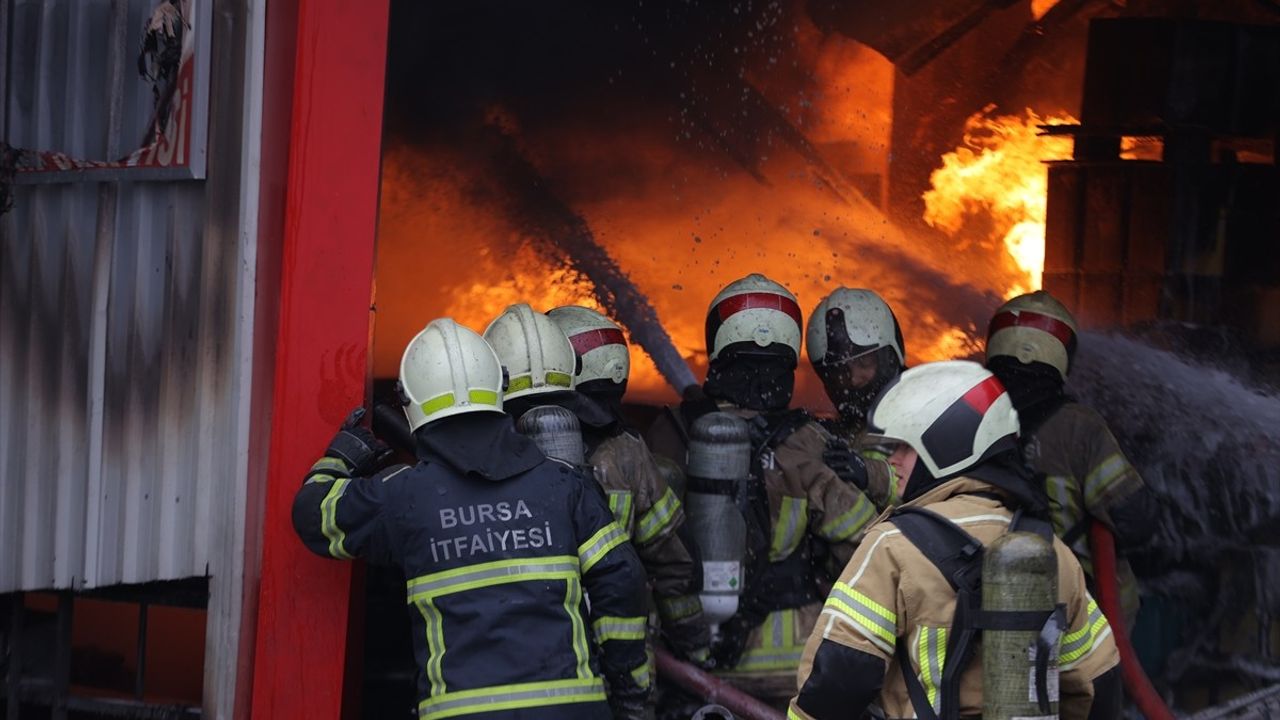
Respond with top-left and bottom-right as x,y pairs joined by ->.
483,127 -> 699,393
1069,332 -> 1280,689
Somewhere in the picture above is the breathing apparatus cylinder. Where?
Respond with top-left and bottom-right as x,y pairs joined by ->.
685,412 -> 751,627
516,405 -> 585,465
982,531 -> 1061,720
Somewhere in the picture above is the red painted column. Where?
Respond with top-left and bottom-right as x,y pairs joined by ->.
250,1 -> 390,718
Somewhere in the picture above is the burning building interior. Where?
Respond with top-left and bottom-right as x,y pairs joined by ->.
361,0 -> 1280,717
2,0 -> 1280,717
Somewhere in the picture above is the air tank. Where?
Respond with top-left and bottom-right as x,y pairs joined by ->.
516,405 -> 585,465
685,412 -> 751,627
982,531 -> 1060,720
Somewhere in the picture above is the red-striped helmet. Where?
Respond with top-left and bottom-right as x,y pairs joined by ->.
867,361 -> 1019,478
705,274 -> 803,362
985,290 -> 1078,380
547,305 -> 630,386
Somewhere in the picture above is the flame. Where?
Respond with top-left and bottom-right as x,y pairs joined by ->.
376,27 -> 1037,406
1031,0 -> 1062,20
922,108 -> 1075,297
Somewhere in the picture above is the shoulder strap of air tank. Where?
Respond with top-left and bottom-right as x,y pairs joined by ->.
891,507 -> 985,720
889,507 -> 984,593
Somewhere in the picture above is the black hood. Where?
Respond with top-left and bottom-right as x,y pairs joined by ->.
576,379 -> 628,426
703,343 -> 796,412
986,356 -> 1069,436
414,412 -> 544,481
504,389 -> 620,449
903,446 -> 1047,515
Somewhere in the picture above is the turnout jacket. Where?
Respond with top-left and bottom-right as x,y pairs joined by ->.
789,476 -> 1120,720
293,432 -> 648,720
1024,402 -> 1151,621
589,429 -> 709,655
647,403 -> 878,698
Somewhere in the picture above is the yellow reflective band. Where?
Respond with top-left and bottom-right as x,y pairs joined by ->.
507,372 -> 572,394
826,582 -> 896,650
1061,599 -> 1109,666
818,493 -> 876,542
417,677 -> 606,719
578,521 -> 628,573
407,556 -> 579,600
592,615 -> 647,643
1045,475 -> 1078,537
420,389 -> 499,417
917,626 -> 947,711
1085,453 -> 1128,505
607,491 -> 635,535
788,708 -> 807,720
657,594 -> 702,622
306,456 -> 350,483
636,487 -> 681,545
320,478 -> 354,559
631,663 -> 652,690
565,566 -> 591,679
770,496 -> 808,562
413,598 -> 447,697
725,647 -> 805,673
421,392 -> 457,416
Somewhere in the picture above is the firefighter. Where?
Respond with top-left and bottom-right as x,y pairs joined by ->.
806,287 -> 907,509
546,304 -> 711,666
292,318 -> 649,720
645,273 -> 879,705
984,290 -> 1157,624
789,360 -> 1121,720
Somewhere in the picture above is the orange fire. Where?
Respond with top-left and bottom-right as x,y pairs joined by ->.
376,44 -> 1042,406
922,108 -> 1076,297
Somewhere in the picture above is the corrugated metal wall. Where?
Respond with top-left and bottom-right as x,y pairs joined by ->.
0,0 -> 257,595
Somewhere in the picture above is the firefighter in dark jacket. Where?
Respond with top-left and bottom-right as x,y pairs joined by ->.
645,273 -> 879,704
806,287 -> 907,510
547,305 -> 711,665
293,318 -> 649,720
984,290 -> 1157,625
789,361 -> 1121,720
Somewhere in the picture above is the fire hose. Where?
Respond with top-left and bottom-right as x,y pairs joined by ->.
655,647 -> 785,720
1088,523 -> 1174,720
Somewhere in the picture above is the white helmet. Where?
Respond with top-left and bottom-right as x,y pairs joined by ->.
399,318 -> 504,432
705,273 -> 803,362
985,290 -> 1078,380
483,303 -> 577,401
806,288 -> 905,367
547,305 -> 630,386
867,360 -> 1019,478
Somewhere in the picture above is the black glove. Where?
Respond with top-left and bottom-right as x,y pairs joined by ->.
709,615 -> 752,670
326,407 -> 393,476
610,695 -> 649,720
824,442 -> 869,490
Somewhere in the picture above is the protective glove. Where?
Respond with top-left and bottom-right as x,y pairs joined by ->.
609,694 -> 650,720
823,442 -> 869,490
326,407 -> 393,476
709,615 -> 752,670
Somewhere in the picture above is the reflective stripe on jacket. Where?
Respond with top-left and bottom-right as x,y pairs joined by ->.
293,454 -> 646,719
788,476 -> 1119,720
1025,402 -> 1146,619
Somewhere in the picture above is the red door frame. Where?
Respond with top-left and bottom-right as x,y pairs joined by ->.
250,1 -> 391,717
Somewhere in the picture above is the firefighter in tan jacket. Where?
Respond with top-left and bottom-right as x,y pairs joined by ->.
548,305 -> 710,663
789,361 -> 1121,720
645,274 -> 879,703
805,288 -> 908,509
985,291 -> 1157,624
